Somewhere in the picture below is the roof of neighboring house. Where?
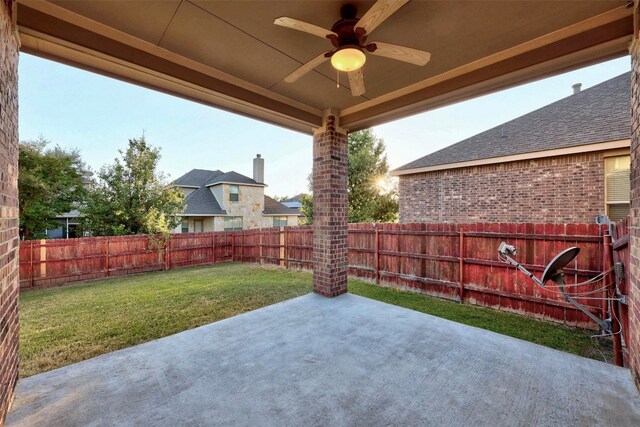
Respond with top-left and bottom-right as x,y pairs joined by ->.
173,169 -> 223,187
282,201 -> 302,209
395,72 -> 631,173
263,195 -> 302,216
206,171 -> 265,186
55,209 -> 81,219
174,169 -> 295,216
283,194 -> 303,203
183,187 -> 226,215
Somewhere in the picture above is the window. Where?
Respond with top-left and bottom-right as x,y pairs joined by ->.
605,155 -> 630,221
194,220 -> 204,233
224,216 -> 243,231
181,220 -> 189,233
273,217 -> 288,227
229,185 -> 239,202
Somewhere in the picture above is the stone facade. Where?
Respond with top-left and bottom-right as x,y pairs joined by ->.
175,183 -> 299,233
399,151 -> 623,224
0,1 -> 19,423
178,214 -> 299,233
629,35 -> 640,390
312,114 -> 348,297
215,184 -> 264,230
260,215 -> 299,229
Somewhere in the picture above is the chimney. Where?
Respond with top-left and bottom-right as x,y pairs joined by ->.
572,83 -> 582,94
253,154 -> 264,183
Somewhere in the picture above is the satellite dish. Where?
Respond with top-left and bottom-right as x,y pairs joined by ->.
540,247 -> 580,286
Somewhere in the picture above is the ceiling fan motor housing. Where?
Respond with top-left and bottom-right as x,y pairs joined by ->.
330,18 -> 361,47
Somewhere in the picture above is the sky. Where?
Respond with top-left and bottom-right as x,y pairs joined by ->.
19,54 -> 631,198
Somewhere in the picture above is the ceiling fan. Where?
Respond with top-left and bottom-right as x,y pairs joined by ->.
274,0 -> 431,97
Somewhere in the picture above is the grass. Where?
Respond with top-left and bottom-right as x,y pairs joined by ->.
20,263 -> 607,377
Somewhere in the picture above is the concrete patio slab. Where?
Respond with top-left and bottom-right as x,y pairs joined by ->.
7,293 -> 640,426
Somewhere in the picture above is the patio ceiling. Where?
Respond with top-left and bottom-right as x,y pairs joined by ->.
16,0 -> 634,133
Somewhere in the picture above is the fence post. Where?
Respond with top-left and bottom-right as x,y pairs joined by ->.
231,234 -> 235,262
375,225 -> 380,284
241,231 -> 244,262
211,234 -> 216,265
284,227 -> 289,269
105,238 -> 110,277
602,233 -> 612,321
279,227 -> 285,267
602,232 -> 623,366
30,240 -> 34,287
259,229 -> 263,265
39,239 -> 47,279
167,236 -> 172,269
162,236 -> 171,271
459,229 -> 464,303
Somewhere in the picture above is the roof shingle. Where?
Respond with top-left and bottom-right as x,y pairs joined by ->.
173,169 -> 223,187
207,171 -> 265,186
395,72 -> 631,172
263,196 -> 302,215
182,187 -> 226,215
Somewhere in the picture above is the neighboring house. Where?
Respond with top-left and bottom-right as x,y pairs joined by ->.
45,172 -> 94,239
393,72 -> 631,224
281,194 -> 303,211
45,210 -> 81,239
173,155 -> 301,232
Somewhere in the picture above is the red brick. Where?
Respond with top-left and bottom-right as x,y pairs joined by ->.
629,37 -> 640,390
399,152 -> 609,224
312,115 -> 348,297
0,0 -> 19,423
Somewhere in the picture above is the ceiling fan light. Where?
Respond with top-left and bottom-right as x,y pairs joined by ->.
331,47 -> 366,72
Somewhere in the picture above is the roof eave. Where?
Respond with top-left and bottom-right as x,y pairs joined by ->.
392,139 -> 631,176
206,182 -> 267,188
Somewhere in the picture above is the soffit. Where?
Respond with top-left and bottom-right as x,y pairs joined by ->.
18,1 -> 635,133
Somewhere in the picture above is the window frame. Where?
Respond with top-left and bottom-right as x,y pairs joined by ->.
604,154 -> 630,221
229,185 -> 239,202
223,216 -> 243,231
272,216 -> 288,227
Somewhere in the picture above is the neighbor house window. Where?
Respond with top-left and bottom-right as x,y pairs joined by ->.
194,220 -> 204,233
605,155 -> 630,221
229,185 -> 239,202
224,216 -> 242,231
273,217 -> 288,227
181,220 -> 189,233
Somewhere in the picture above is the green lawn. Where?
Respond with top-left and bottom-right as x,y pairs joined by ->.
20,263 -> 607,377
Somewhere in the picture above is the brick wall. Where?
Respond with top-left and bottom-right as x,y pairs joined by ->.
399,152 -> 611,224
0,0 -> 19,423
629,36 -> 640,390
312,114 -> 348,297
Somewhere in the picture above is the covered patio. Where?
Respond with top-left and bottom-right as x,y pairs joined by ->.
1,0 -> 640,424
8,293 -> 640,426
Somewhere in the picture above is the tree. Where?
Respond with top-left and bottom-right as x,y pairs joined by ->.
19,138 -> 88,239
81,136 -> 184,236
302,129 -> 398,224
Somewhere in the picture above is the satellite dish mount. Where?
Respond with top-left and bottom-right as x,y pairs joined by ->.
498,243 -> 612,333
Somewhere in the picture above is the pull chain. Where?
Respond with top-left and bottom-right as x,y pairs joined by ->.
337,69 -> 340,88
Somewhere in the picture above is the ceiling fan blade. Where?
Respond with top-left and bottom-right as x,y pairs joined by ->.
274,17 -> 337,39
347,69 -> 366,97
355,0 -> 409,35
369,42 -> 431,66
284,53 -> 329,83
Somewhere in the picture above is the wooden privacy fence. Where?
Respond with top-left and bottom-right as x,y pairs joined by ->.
20,222 -> 609,328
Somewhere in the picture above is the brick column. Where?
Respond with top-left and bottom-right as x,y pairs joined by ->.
312,113 -> 348,297
0,0 -> 20,423
629,13 -> 640,389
